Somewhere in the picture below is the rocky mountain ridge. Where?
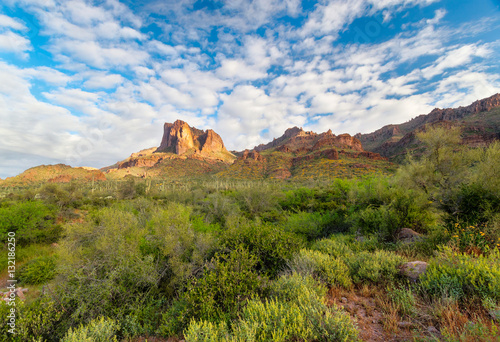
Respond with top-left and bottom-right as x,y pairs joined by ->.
356,93 -> 500,161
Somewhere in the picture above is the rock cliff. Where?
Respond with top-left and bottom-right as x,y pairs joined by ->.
156,120 -> 228,156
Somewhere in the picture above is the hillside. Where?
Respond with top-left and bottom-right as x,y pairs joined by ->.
0,164 -> 106,186
219,127 -> 394,180
357,93 -> 500,161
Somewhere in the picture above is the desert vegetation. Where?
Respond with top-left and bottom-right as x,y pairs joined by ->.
0,127 -> 499,341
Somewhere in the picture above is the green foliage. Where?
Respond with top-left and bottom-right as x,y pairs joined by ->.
221,217 -> 305,277
61,317 -> 119,342
56,207 -> 161,323
420,247 -> 500,302
18,255 -> 57,285
288,249 -> 352,288
283,211 -> 332,241
0,296 -> 64,342
183,320 -> 231,342
148,202 -> 216,289
184,273 -> 359,342
343,250 -> 404,285
182,247 -> 264,323
387,284 -> 417,317
311,236 -> 404,285
0,200 -> 60,245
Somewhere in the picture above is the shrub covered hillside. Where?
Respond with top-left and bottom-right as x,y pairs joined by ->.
0,126 -> 499,342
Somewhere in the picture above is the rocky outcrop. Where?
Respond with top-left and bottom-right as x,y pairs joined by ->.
357,93 -> 500,160
156,120 -> 228,156
241,149 -> 264,161
255,127 -> 364,153
339,150 -> 388,161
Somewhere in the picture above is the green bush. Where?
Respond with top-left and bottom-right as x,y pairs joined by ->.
0,296 -> 64,341
147,202 -> 216,289
56,207 -> 161,323
344,250 -> 405,285
283,211 -> 332,241
18,256 -> 57,285
312,236 -> 354,258
61,317 -> 119,342
221,217 -> 305,277
350,205 -> 401,242
0,201 -> 60,245
182,247 -> 264,323
311,237 -> 404,285
420,247 -> 500,302
183,320 -> 230,342
288,249 -> 352,288
184,273 -> 359,342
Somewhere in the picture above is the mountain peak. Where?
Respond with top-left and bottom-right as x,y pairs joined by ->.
156,120 -> 228,156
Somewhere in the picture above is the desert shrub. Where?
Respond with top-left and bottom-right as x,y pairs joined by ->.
233,187 -> 283,220
56,207 -> 161,323
350,205 -> 401,242
312,236 -> 354,258
61,316 -> 119,342
198,192 -> 241,227
184,272 -> 360,342
182,247 -> 264,323
283,211 -> 333,241
444,183 -> 500,226
147,203 -> 216,289
183,320 -> 230,342
279,187 -> 320,212
344,250 -> 405,285
38,183 -> 84,209
18,255 -> 57,285
120,297 -> 167,338
420,246 -> 500,302
314,238 -> 405,285
190,215 -> 222,233
232,273 -> 358,342
221,217 -> 305,277
0,200 -> 60,245
0,295 -> 65,342
288,249 -> 352,288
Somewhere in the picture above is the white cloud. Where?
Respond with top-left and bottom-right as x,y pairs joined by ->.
0,14 -> 27,30
83,73 -> 124,89
0,31 -> 32,56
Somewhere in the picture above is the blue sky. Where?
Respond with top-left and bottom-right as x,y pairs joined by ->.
0,0 -> 499,178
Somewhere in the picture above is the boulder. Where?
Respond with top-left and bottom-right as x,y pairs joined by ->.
397,228 -> 424,244
399,261 -> 428,282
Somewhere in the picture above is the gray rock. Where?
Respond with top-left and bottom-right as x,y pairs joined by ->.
400,261 -> 428,281
397,228 -> 423,243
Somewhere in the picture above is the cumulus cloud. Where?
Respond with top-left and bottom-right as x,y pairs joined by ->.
0,0 -> 499,178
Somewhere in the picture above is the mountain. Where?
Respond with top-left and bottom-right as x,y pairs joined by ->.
103,120 -> 235,179
218,127 -> 393,180
356,93 -> 500,161
0,164 -> 106,186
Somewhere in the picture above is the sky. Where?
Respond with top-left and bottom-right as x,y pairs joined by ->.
1,0 -> 500,178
